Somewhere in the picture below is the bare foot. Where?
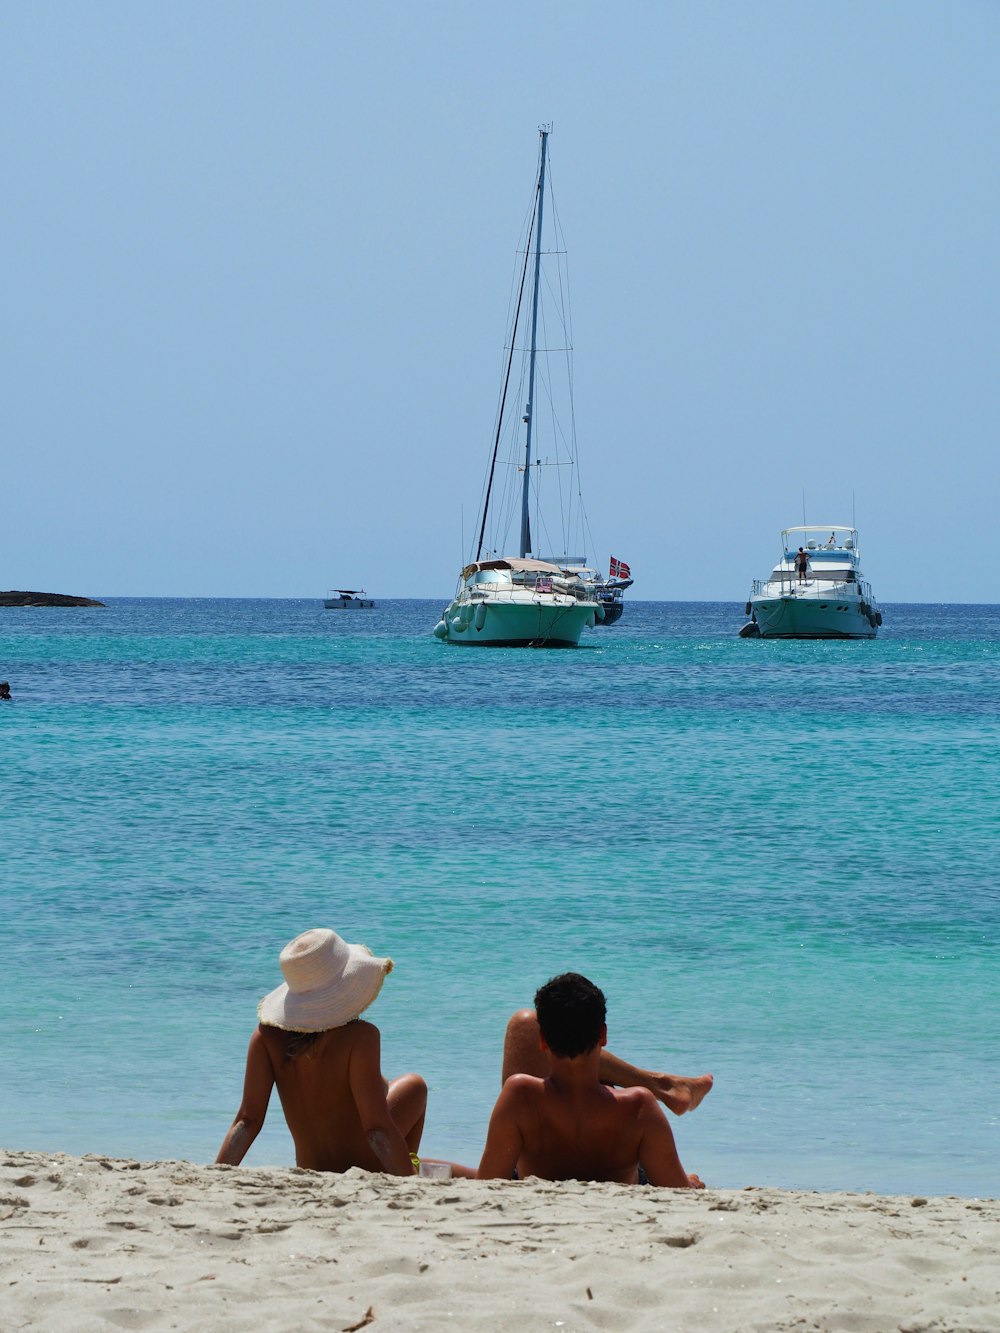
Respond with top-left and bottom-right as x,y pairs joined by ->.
653,1073 -> 714,1116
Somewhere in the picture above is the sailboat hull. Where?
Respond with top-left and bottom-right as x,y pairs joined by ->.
436,595 -> 597,647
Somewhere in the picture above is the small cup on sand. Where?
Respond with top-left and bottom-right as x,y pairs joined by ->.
419,1160 -> 452,1179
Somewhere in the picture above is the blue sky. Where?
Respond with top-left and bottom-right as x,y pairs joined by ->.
3,1 -> 998,600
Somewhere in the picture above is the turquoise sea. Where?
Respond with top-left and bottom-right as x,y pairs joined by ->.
2,599 -> 997,1197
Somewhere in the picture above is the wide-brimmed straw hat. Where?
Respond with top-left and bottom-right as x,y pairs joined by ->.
257,928 -> 393,1033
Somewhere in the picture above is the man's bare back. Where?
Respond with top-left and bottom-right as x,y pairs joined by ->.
478,973 -> 705,1189
501,1074 -> 678,1183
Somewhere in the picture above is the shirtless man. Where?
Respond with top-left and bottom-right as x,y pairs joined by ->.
478,973 -> 706,1187
216,927 -> 426,1175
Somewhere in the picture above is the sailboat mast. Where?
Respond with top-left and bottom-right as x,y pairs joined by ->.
519,128 -> 548,559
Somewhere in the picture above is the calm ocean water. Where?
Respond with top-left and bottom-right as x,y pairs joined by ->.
2,599 -> 997,1197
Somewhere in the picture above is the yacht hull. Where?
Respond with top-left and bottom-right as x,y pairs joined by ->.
435,596 -> 597,647
750,594 -> 876,639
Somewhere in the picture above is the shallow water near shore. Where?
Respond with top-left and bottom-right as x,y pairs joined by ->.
2,598 -> 997,1196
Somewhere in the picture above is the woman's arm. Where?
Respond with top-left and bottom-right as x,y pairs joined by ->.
348,1024 -> 416,1175
216,1028 -> 275,1165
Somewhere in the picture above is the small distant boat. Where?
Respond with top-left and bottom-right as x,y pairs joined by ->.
742,525 -> 881,639
324,589 -> 375,609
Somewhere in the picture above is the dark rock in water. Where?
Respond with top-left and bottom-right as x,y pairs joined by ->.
0,590 -> 106,608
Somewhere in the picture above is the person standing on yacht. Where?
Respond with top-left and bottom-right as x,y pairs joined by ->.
795,547 -> 809,583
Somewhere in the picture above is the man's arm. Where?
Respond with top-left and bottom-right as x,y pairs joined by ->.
348,1023 -> 416,1176
634,1089 -> 705,1188
598,1050 -> 713,1117
477,1076 -> 529,1180
216,1028 -> 275,1165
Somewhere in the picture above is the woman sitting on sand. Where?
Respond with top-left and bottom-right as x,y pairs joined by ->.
216,928 -> 427,1174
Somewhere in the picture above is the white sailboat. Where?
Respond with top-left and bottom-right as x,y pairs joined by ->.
433,128 -> 608,647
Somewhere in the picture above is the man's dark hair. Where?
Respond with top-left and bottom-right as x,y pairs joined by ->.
534,972 -> 607,1058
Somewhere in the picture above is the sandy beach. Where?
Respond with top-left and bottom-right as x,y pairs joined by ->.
2,1149 -> 997,1332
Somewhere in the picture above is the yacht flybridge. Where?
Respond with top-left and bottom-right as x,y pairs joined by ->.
433,128 -> 614,648
743,526 -> 881,639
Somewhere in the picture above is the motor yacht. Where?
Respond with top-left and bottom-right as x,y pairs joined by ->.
743,526 -> 881,639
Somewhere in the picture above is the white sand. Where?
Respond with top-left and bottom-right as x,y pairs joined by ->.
2,1149 -> 997,1331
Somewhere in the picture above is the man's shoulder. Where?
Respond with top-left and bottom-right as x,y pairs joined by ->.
614,1083 -> 657,1104
500,1073 -> 545,1103
611,1084 -> 662,1118
489,1074 -> 545,1130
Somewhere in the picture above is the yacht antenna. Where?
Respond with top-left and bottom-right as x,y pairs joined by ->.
519,127 -> 549,559
852,489 -> 856,529
801,489 -> 806,526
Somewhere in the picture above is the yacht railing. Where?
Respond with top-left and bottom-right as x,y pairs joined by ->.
752,573 -> 875,603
